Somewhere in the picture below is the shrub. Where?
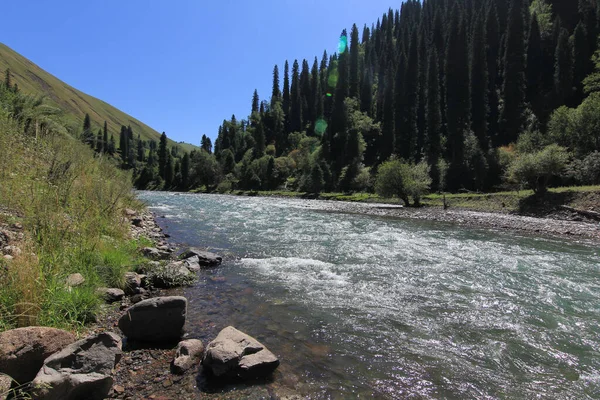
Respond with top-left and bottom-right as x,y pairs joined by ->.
508,144 -> 569,194
375,159 -> 431,206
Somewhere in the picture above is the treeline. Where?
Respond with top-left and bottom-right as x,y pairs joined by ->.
198,0 -> 600,196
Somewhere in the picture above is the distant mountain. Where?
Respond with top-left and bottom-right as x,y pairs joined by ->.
0,42 -> 196,152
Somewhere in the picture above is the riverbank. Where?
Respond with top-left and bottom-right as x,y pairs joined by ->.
212,188 -> 600,242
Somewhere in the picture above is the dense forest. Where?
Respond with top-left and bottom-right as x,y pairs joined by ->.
81,0 -> 600,202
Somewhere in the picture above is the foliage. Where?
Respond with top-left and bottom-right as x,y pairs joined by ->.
375,159 -> 431,206
508,144 -> 569,194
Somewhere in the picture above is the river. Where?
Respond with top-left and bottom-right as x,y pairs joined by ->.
138,191 -> 600,399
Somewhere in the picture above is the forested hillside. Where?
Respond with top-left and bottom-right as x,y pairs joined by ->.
183,0 -> 600,201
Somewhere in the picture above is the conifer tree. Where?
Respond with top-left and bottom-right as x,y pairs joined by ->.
470,11 -> 489,152
394,53 -> 407,157
349,24 -> 361,99
486,3 -> 501,145
554,27 -> 573,107
361,67 -> 374,116
381,63 -> 396,162
526,14 -> 545,121
108,134 -> 116,155
271,65 -> 281,104
300,59 -> 312,125
119,126 -> 127,163
445,4 -> 470,190
282,60 -> 291,128
158,132 -> 168,179
426,50 -> 442,191
137,137 -> 145,162
181,152 -> 190,189
310,57 -> 322,125
96,130 -> 103,153
404,32 -> 419,160
253,118 -> 266,158
102,121 -> 108,153
572,22 -> 589,104
4,69 -> 11,89
82,113 -> 93,148
252,90 -> 260,115
164,153 -> 174,189
290,60 -> 303,133
201,134 -> 212,153
499,0 -> 527,145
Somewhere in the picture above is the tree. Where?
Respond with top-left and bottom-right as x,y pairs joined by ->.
95,130 -> 103,153
526,15 -> 545,121
252,89 -> 260,114
290,60 -> 303,133
426,50 -> 442,191
4,69 -> 11,89
102,121 -> 108,153
508,144 -> 569,194
572,22 -> 589,104
349,24 -> 361,99
119,125 -> 128,164
158,132 -> 168,179
201,134 -> 212,153
164,153 -> 174,189
282,60 -> 291,126
82,113 -> 93,148
554,27 -> 573,107
181,152 -> 190,189
271,65 -> 281,105
108,134 -> 116,155
137,137 -> 145,162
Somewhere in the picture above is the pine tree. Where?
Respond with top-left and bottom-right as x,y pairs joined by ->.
572,22 -> 589,104
253,118 -> 266,158
164,153 -> 174,189
394,53 -> 407,157
290,59 -> 303,132
470,11 -> 489,152
271,65 -> 281,104
349,24 -> 361,99
382,63 -> 396,162
137,137 -> 145,162
310,57 -> 322,126
282,60 -> 291,130
158,132 -> 168,179
102,121 -> 108,153
181,152 -> 190,189
252,90 -> 260,115
360,67 -> 373,116
404,32 -> 419,160
554,27 -> 574,107
330,30 -> 351,172
486,3 -> 501,146
445,4 -> 470,191
201,134 -> 212,153
82,113 -> 93,148
499,0 -> 527,145
526,14 -> 545,122
426,50 -> 442,192
108,134 -> 116,155
4,69 -> 11,89
119,126 -> 127,163
96,130 -> 103,153
300,59 -> 312,125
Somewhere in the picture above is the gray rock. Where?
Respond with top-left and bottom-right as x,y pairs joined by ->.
202,326 -> 279,379
171,339 -> 204,374
141,247 -> 170,260
124,272 -> 141,295
183,256 -> 201,272
118,296 -> 187,342
0,374 -> 13,400
97,288 -> 125,303
123,209 -> 137,217
1,246 -> 21,257
31,332 -> 122,400
178,248 -> 222,267
65,273 -> 85,287
0,327 -> 76,384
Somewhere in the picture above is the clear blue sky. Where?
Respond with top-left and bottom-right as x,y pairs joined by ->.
1,0 -> 399,146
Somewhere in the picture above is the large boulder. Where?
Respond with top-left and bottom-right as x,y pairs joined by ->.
178,248 -> 222,267
141,247 -> 170,261
118,296 -> 187,342
65,273 -> 85,287
0,374 -> 13,400
31,332 -> 122,400
202,326 -> 279,379
96,288 -> 125,304
0,327 -> 76,384
171,339 -> 204,374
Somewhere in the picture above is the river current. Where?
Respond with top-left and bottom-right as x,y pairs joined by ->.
138,191 -> 600,399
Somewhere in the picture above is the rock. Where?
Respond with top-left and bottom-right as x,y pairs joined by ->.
141,247 -> 170,260
183,256 -> 201,272
1,246 -> 21,257
65,273 -> 85,287
97,288 -> 125,303
118,296 -> 187,342
11,223 -> 22,230
31,332 -> 122,400
124,209 -> 137,217
131,217 -> 143,227
0,327 -> 76,384
202,326 -> 279,379
171,339 -> 204,374
0,374 -> 13,400
0,231 -> 8,248
178,248 -> 222,267
124,272 -> 142,295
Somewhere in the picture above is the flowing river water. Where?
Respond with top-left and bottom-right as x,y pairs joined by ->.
138,192 -> 600,399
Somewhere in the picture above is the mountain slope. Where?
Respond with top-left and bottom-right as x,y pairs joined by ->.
0,42 -> 196,152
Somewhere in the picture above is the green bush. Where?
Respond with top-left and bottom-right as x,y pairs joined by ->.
508,144 -> 569,194
375,159 -> 431,206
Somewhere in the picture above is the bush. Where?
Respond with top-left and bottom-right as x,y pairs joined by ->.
375,159 -> 431,206
566,151 -> 600,185
508,144 -> 569,194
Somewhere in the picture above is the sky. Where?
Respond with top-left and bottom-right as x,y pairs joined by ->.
1,0 -> 399,146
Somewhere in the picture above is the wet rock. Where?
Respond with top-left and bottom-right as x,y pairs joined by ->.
0,374 -> 13,400
118,296 -> 187,343
0,327 -> 76,384
202,326 -> 279,379
65,273 -> 85,287
97,288 -> 125,304
124,272 -> 142,295
178,248 -> 222,267
31,332 -> 122,400
171,339 -> 204,374
183,256 -> 201,272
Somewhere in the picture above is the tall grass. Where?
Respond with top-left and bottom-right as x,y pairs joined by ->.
0,83 -> 144,332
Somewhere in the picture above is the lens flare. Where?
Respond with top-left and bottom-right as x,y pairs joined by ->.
338,35 -> 348,54
328,70 -> 339,88
314,119 -> 328,136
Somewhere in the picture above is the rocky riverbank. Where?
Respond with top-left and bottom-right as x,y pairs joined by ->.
0,209 -> 283,400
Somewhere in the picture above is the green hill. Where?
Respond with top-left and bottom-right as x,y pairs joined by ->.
0,42 -> 196,152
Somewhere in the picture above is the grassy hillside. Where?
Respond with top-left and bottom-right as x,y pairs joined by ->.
0,42 -> 197,152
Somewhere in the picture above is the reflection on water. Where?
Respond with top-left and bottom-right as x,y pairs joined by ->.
140,192 -> 600,399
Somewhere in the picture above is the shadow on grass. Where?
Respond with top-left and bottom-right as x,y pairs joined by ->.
518,191 -> 577,217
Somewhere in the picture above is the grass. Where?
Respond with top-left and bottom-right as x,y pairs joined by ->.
0,84 -> 149,333
0,42 -> 197,153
